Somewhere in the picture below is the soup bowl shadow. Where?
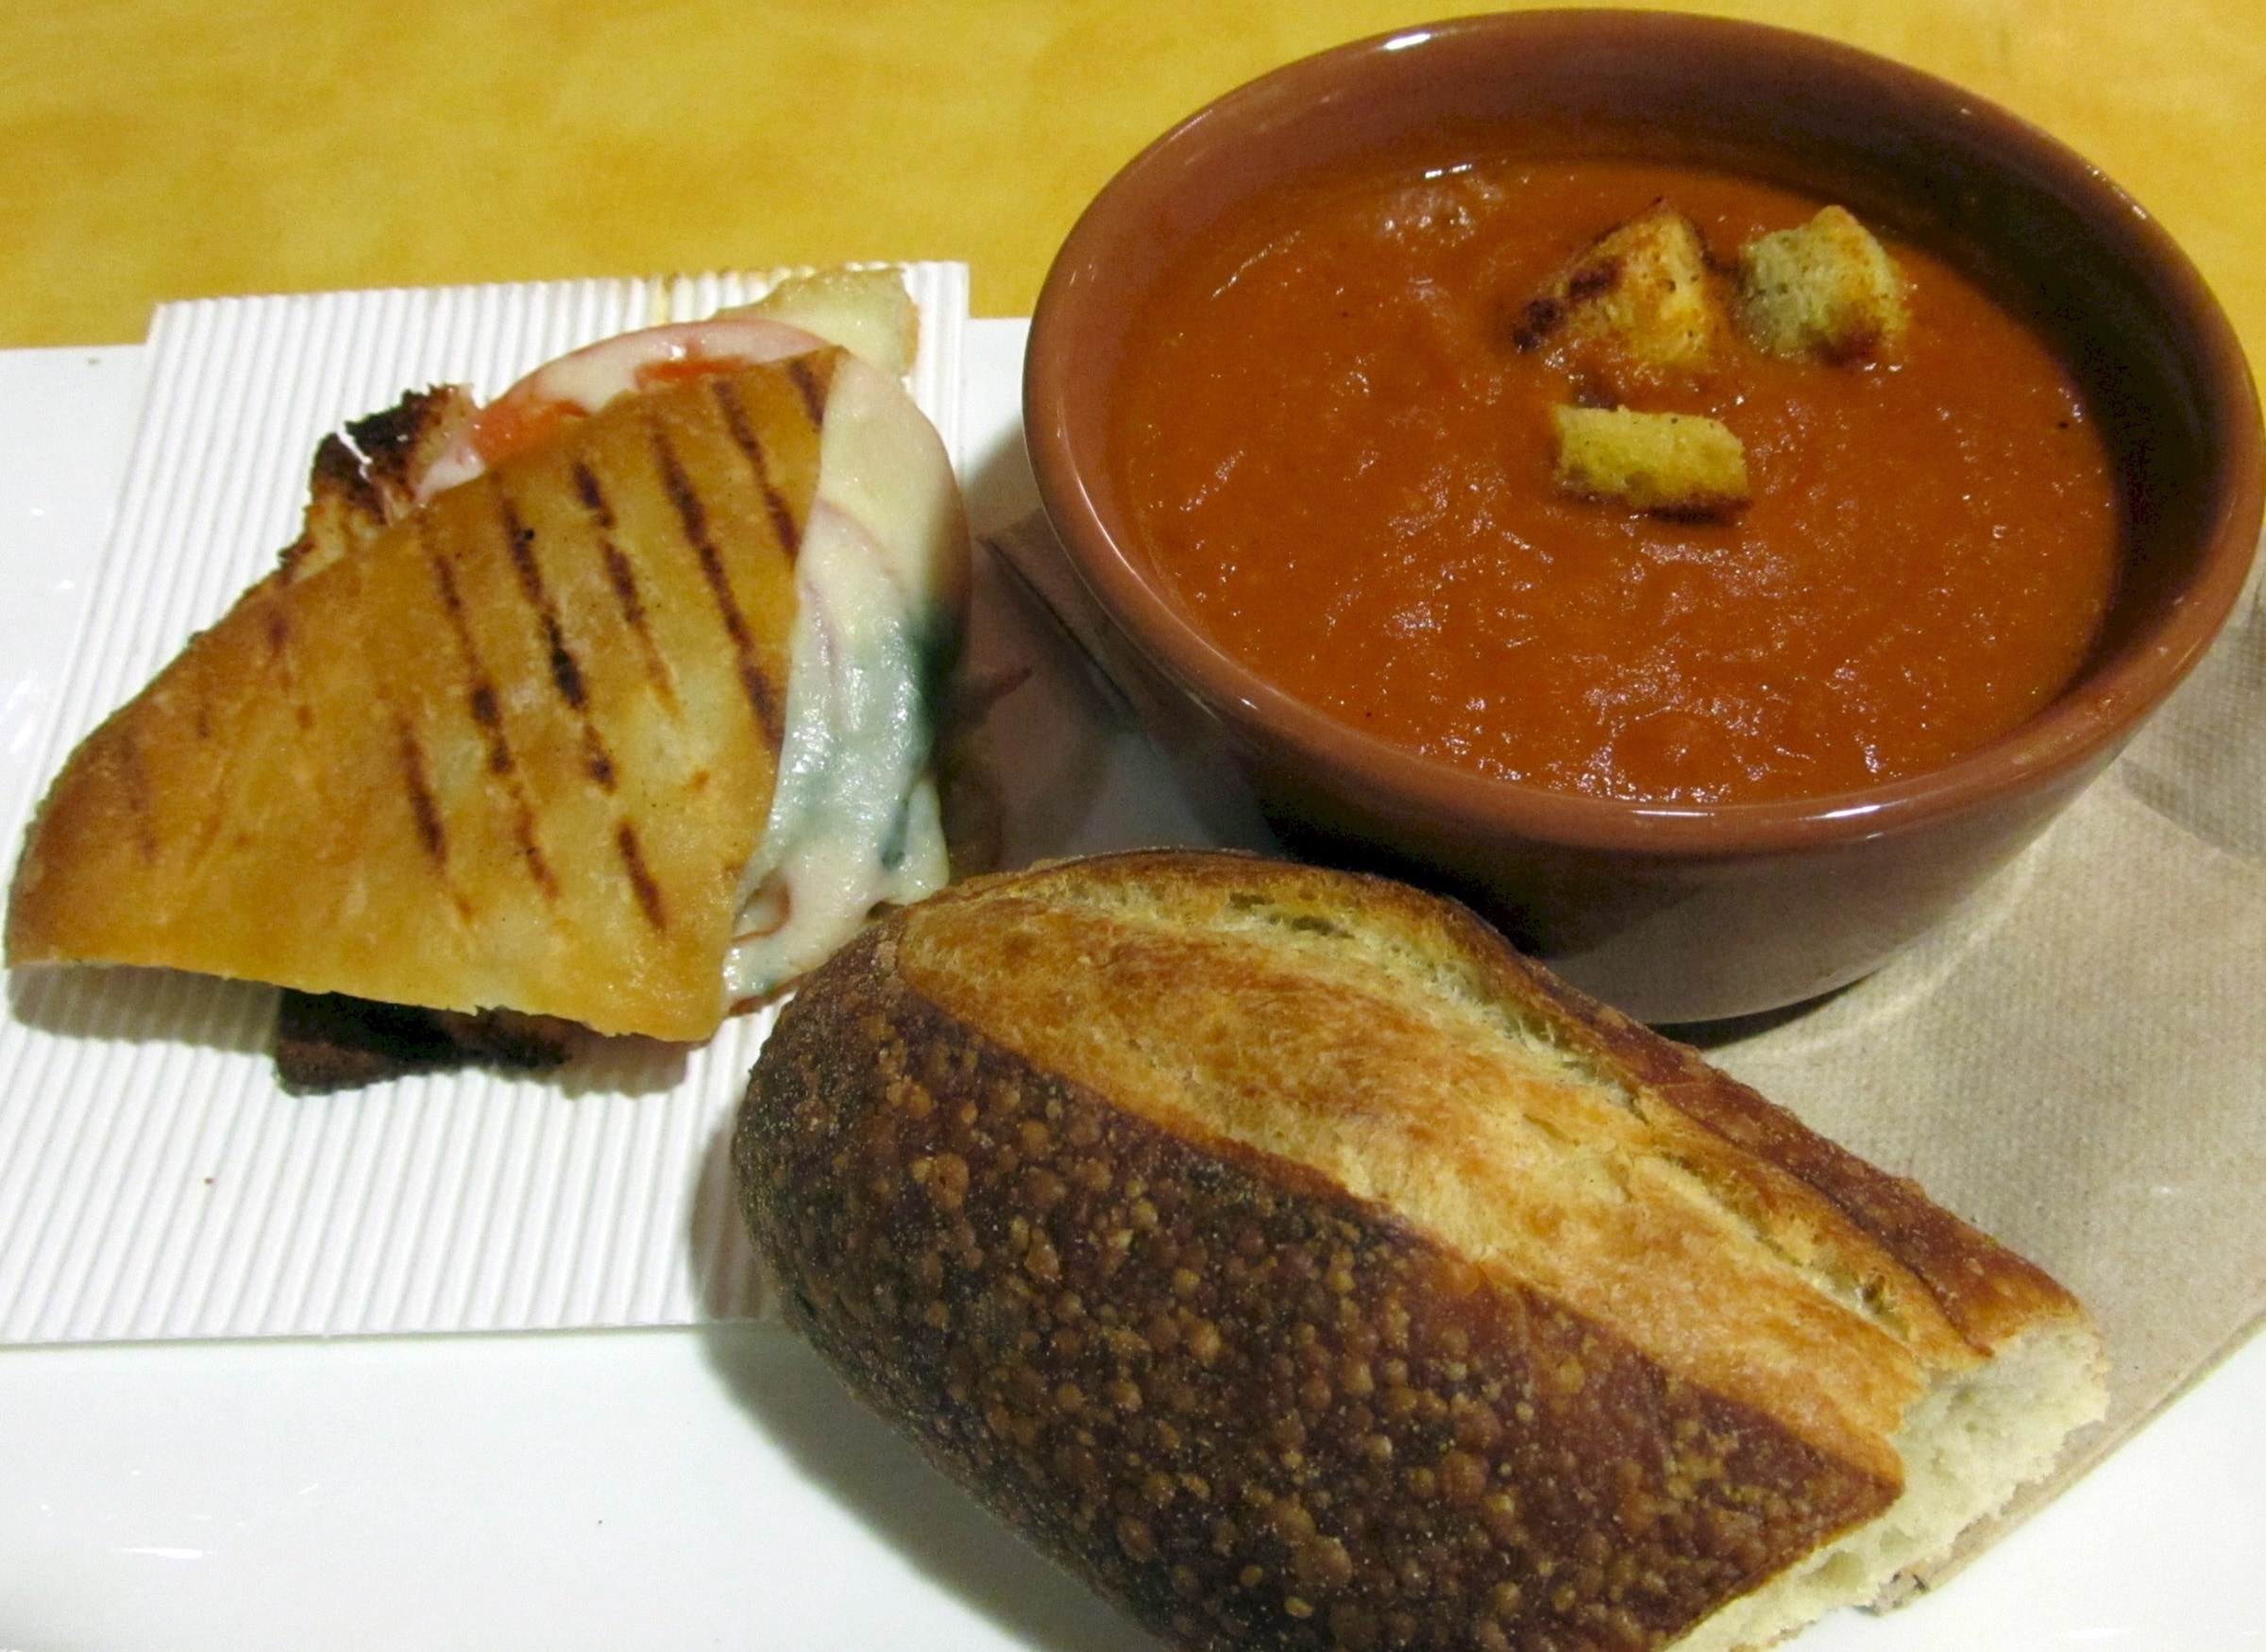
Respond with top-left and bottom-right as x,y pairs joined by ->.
1023,8 -> 2262,1023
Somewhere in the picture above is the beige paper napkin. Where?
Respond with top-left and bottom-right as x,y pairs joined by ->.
981,506 -> 2266,1594
1708,557 -> 2266,1589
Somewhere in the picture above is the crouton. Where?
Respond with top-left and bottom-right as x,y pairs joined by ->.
1513,203 -> 1728,388
1736,205 -> 1909,362
1551,404 -> 1750,517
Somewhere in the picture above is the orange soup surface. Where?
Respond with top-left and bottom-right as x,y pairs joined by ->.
1112,159 -> 2122,803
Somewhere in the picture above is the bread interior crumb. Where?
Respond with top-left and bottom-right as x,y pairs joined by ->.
1674,1317 -> 2104,1649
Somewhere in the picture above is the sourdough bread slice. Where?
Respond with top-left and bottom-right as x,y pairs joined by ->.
737,850 -> 2104,1652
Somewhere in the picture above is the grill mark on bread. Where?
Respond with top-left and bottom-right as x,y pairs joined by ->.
709,375 -> 803,560
498,498 -> 590,713
511,810 -> 558,897
393,713 -> 448,868
570,460 -> 616,529
261,597 -> 321,737
422,540 -> 503,772
498,493 -> 618,793
602,541 -> 678,711
418,513 -> 559,899
465,683 -> 509,773
786,354 -> 831,430
652,425 -> 786,748
110,731 -> 161,864
571,461 -> 680,712
615,821 -> 667,929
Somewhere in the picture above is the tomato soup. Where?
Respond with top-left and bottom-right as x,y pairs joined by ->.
1111,158 -> 2121,804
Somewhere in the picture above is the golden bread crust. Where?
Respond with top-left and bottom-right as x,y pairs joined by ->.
1550,405 -> 1750,517
8,353 -> 840,1040
1513,202 -> 1727,396
736,851 -> 2094,1650
285,385 -> 480,582
741,923 -> 1892,1651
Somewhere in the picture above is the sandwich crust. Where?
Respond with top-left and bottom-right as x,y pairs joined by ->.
8,354 -> 838,1040
736,851 -> 2100,1650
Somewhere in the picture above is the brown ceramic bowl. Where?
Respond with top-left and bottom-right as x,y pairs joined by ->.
1023,9 -> 2262,1023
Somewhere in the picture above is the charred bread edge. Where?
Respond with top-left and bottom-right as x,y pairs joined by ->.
736,851 -> 2103,1651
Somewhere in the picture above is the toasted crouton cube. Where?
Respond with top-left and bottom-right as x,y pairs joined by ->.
1551,405 -> 1750,517
1736,205 -> 1909,362
1513,204 -> 1728,385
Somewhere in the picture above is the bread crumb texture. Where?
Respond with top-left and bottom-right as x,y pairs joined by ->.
736,852 -> 2102,1651
1551,407 -> 1750,517
1513,203 -> 1725,395
1735,206 -> 1909,363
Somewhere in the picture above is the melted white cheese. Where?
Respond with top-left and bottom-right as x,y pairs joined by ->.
414,316 -> 833,504
723,350 -> 965,999
416,275 -> 967,1005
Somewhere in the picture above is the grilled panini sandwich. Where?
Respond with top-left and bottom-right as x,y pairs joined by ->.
7,270 -> 969,1068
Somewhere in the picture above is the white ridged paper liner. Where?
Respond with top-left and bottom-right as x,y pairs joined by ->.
0,265 -> 966,1344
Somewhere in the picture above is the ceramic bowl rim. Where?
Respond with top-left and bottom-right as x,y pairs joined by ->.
1024,8 -> 2264,861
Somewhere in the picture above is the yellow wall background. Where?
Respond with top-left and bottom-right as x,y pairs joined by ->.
1,1 -> 2261,372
